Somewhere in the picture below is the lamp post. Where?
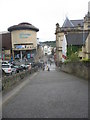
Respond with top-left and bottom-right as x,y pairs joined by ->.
71,44 -> 72,52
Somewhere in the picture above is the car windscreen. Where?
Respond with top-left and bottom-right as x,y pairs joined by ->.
14,66 -> 19,68
2,62 -> 8,64
2,65 -> 10,68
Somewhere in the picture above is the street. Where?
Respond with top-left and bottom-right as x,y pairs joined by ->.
2,63 -> 88,118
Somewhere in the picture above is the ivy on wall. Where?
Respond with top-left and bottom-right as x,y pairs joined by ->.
67,45 -> 82,58
66,45 -> 82,61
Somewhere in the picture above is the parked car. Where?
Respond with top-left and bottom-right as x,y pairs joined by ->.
36,62 -> 43,68
14,65 -> 24,73
25,64 -> 31,70
49,58 -> 54,63
31,62 -> 36,68
39,60 -> 44,64
2,64 -> 12,75
31,62 -> 38,72
11,65 -> 17,74
20,64 -> 27,70
2,61 -> 11,65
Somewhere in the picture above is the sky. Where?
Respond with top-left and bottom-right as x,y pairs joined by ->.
0,0 -> 89,42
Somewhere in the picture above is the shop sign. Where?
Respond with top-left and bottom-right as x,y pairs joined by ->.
27,54 -> 31,59
19,33 -> 31,38
16,45 -> 25,49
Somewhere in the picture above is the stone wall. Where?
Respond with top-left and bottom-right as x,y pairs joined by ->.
2,68 -> 38,92
60,61 -> 90,80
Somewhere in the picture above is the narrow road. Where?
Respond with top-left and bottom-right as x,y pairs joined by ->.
2,63 -> 88,118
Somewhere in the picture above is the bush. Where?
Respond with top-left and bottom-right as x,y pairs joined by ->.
63,59 -> 70,63
67,52 -> 80,62
81,58 -> 90,62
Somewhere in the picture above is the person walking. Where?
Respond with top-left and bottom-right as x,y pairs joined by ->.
42,63 -> 45,71
50,61 -> 51,66
46,65 -> 50,71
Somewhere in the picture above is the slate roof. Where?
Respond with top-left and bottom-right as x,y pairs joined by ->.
71,20 -> 84,27
62,17 -> 83,28
65,32 -> 89,45
8,22 -> 39,32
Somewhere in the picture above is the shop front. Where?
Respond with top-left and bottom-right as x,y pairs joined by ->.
14,49 -> 36,62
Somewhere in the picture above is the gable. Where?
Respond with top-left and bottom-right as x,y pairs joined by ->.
62,17 -> 74,28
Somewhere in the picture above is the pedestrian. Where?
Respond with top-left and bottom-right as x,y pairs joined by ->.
42,63 -> 45,71
46,65 -> 50,71
50,61 -> 51,66
48,66 -> 50,71
46,65 -> 48,71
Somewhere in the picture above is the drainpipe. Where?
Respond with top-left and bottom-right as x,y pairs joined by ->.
20,51 -> 22,61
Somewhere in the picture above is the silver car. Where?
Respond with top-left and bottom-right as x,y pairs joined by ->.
2,64 -> 12,75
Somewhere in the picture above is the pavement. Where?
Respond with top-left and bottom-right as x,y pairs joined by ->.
2,63 -> 88,118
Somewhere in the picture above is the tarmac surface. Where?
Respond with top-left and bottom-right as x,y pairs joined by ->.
2,63 -> 88,118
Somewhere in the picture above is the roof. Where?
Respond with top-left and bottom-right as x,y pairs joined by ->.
62,17 -> 74,28
84,12 -> 90,20
62,17 -> 83,28
0,31 -> 10,35
71,20 -> 84,27
65,32 -> 89,45
8,22 -> 39,32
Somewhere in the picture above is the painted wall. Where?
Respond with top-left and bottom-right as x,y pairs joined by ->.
11,30 -> 37,49
62,35 -> 67,62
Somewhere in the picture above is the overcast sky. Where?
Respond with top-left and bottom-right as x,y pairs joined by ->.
0,0 -> 89,42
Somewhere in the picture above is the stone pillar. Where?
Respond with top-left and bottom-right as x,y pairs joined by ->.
12,50 -> 15,60
82,46 -> 86,59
